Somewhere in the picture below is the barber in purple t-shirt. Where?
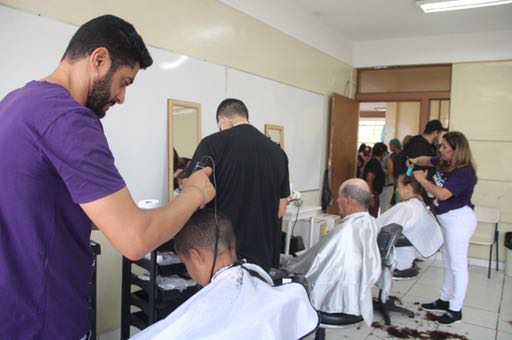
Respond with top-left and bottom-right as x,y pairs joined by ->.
0,16 -> 215,339
408,131 -> 477,325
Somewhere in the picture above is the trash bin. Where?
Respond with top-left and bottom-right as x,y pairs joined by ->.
505,232 -> 512,277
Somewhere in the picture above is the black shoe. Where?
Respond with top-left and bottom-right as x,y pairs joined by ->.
437,309 -> 462,325
421,299 -> 449,311
393,267 -> 419,279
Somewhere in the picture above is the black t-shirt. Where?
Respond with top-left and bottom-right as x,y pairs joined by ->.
363,158 -> 385,194
186,124 -> 290,272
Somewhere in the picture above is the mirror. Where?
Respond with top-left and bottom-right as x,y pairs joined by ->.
168,99 -> 201,198
264,124 -> 284,148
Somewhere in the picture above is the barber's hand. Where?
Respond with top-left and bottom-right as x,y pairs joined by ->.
413,169 -> 427,181
181,167 -> 215,208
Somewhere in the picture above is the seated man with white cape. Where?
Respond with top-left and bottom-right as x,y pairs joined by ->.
132,209 -> 318,340
282,179 -> 381,326
378,175 -> 443,273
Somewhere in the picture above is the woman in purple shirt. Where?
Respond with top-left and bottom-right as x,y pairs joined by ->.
409,131 -> 477,325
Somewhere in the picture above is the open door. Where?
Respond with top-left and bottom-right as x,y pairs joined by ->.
326,93 -> 359,214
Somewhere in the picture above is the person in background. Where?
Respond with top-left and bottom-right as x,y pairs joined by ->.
436,127 -> 449,155
185,98 -> 290,272
387,138 -> 402,206
0,15 -> 215,339
380,142 -> 394,213
132,209 -> 318,340
357,143 -> 369,178
363,142 -> 387,217
402,135 -> 413,147
409,131 -> 477,325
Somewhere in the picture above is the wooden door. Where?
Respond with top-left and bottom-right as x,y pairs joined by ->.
326,93 -> 359,214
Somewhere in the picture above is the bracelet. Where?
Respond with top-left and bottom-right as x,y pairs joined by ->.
185,184 -> 207,206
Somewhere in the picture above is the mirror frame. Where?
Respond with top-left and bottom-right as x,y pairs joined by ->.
264,124 -> 284,148
167,99 -> 201,198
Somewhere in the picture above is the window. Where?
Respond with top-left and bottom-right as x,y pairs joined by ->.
358,118 -> 385,147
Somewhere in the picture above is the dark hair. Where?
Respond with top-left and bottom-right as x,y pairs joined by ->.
358,143 -> 367,153
423,119 -> 443,134
174,209 -> 236,256
342,184 -> 372,208
62,15 -> 153,71
372,142 -> 387,157
216,98 -> 249,121
398,175 -> 424,196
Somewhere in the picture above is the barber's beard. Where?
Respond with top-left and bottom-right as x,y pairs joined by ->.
86,71 -> 115,119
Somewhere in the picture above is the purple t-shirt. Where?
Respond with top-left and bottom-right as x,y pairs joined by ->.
0,81 -> 125,339
431,156 -> 476,215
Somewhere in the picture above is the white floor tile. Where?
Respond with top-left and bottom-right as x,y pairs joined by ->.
389,278 -> 417,297
323,322 -> 373,340
497,331 -> 512,340
459,305 -> 499,329
406,283 -> 442,301
464,287 -> 502,312
437,321 -> 496,339
498,313 -> 512,334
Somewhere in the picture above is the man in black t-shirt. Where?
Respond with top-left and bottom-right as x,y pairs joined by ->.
397,119 -> 445,204
185,98 -> 290,272
363,142 -> 386,217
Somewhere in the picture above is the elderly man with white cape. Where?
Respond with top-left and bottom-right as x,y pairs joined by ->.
378,175 -> 443,272
282,179 -> 381,326
132,209 -> 318,340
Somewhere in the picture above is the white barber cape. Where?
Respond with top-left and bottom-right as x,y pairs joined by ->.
131,262 -> 318,340
283,212 -> 381,326
378,198 -> 443,257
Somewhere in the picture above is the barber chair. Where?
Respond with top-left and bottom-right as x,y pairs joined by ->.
393,235 -> 419,280
270,269 -> 363,340
374,224 -> 415,325
270,268 -> 311,296
313,312 -> 363,340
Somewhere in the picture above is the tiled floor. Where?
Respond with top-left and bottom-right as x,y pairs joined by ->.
306,255 -> 511,340
100,256 -> 511,340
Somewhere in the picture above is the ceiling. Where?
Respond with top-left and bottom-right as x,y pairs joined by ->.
221,0 -> 512,67
291,0 -> 512,41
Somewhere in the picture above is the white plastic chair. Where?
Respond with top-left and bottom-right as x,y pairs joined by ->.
470,206 -> 500,278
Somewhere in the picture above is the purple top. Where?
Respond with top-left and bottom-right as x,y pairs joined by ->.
0,81 -> 125,339
431,156 -> 476,215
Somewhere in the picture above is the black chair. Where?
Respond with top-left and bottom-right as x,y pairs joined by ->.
393,235 -> 419,279
313,312 -> 364,340
374,223 -> 415,326
270,268 -> 362,340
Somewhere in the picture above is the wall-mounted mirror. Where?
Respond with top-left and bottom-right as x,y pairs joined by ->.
168,99 -> 201,198
264,124 -> 284,148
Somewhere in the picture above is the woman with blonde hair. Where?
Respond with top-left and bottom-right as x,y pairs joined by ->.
409,131 -> 477,325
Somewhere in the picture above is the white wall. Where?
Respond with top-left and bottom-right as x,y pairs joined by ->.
450,60 -> 512,262
354,30 -> 512,68
395,102 -> 421,142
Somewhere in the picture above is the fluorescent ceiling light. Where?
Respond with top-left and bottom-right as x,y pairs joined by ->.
417,0 -> 512,13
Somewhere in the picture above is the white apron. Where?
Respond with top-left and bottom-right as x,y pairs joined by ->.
283,212 -> 381,326
378,198 -> 443,257
131,263 -> 318,340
